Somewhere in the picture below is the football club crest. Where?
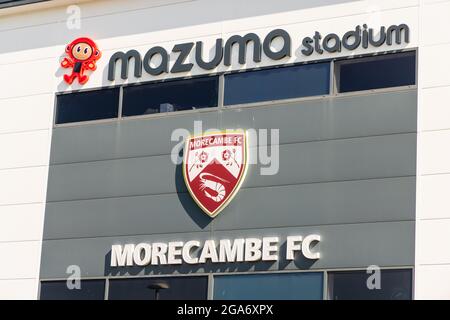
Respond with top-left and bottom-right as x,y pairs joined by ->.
183,131 -> 248,218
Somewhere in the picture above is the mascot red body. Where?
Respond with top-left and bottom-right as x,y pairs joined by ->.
61,37 -> 101,85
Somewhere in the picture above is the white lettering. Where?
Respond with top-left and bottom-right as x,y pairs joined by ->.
262,237 -> 279,261
219,239 -> 245,263
111,244 -> 135,267
167,241 -> 183,264
133,243 -> 152,266
183,240 -> 200,264
302,235 -> 321,260
151,243 -> 168,265
286,236 -> 302,260
245,238 -> 262,262
199,240 -> 219,263
111,235 -> 321,267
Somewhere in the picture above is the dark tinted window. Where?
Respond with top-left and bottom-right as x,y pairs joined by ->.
337,52 -> 416,93
328,269 -> 413,300
224,62 -> 330,105
40,280 -> 105,300
122,77 -> 219,117
213,272 -> 323,300
56,88 -> 120,124
108,276 -> 208,300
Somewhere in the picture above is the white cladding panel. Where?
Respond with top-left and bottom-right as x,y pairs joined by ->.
415,265 -> 450,300
0,130 -> 50,169
0,204 -> 45,242
0,94 -> 54,135
0,167 -> 49,206
0,59 -> 55,100
0,279 -> 39,300
419,174 -> 450,220
420,87 -> 450,132
420,44 -> 450,89
0,242 -> 41,279
415,0 -> 450,301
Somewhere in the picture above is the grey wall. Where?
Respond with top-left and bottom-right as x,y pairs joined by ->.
40,89 -> 417,279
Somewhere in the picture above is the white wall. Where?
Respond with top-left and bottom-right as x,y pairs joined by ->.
0,0 -> 433,299
0,0 -> 56,300
415,0 -> 450,300
0,96 -> 52,299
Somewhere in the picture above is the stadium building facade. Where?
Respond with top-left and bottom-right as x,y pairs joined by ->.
0,0 -> 449,300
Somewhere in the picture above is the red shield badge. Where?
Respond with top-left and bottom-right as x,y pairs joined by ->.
183,131 -> 248,218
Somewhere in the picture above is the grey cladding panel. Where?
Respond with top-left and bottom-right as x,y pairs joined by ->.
43,177 -> 415,240
50,90 -> 417,165
249,133 -> 416,188
50,112 -> 220,165
44,192 -> 213,240
212,176 -> 416,232
221,89 -> 417,143
41,90 -> 418,280
39,222 -> 415,279
46,133 -> 416,202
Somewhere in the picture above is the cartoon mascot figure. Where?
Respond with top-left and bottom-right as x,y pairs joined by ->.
61,37 -> 101,85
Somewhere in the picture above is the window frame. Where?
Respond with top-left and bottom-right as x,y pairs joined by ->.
38,266 -> 414,300
53,48 -> 417,128
223,61 -> 332,106
120,74 -> 221,120
54,85 -> 121,127
212,271 -> 325,300
333,50 -> 417,95
53,86 -> 122,128
107,275 -> 210,300
38,278 -> 107,300
326,268 -> 414,300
